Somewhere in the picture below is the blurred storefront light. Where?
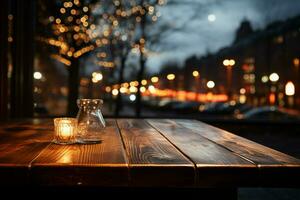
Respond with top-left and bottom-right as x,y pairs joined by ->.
293,58 -> 300,67
239,95 -> 247,104
285,81 -> 295,96
33,72 -> 42,80
269,73 -> 279,82
261,75 -> 269,83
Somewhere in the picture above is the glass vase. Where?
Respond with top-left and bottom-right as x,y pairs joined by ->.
76,99 -> 106,143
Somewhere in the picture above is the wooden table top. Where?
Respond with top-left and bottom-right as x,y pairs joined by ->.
0,118 -> 299,188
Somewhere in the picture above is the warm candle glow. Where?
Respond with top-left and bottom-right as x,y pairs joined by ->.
54,118 -> 77,144
60,123 -> 73,138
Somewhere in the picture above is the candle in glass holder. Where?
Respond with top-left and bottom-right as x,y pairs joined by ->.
53,118 -> 77,144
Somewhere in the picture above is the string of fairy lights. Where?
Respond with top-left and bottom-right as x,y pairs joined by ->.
41,0 -> 100,64
37,0 -> 166,92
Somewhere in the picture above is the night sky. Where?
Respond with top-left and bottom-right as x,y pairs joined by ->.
146,0 -> 300,72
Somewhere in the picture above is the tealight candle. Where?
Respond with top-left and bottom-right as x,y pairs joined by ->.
53,118 -> 77,144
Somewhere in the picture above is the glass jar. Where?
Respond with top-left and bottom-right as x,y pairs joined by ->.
76,99 -> 106,143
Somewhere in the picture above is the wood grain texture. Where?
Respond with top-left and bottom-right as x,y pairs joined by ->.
174,119 -> 300,166
168,119 -> 300,187
0,119 -> 53,185
147,119 -> 258,187
117,119 -> 195,187
31,119 -> 128,186
1,118 -> 300,188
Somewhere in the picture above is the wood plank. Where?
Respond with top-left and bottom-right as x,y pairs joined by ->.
31,119 -> 128,187
117,119 -> 195,187
0,119 -> 53,185
147,119 -> 257,187
172,119 -> 300,187
174,119 -> 300,166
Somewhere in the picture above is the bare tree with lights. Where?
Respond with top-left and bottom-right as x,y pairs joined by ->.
108,1 -> 138,116
39,0 -> 100,115
130,0 -> 165,116
38,0 -> 165,116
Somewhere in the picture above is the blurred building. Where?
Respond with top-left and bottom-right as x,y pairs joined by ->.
182,15 -> 300,107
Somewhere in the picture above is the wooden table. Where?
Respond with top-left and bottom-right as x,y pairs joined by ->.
0,119 -> 299,197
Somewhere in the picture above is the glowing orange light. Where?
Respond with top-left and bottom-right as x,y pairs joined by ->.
105,86 -> 111,93
293,58 -> 299,67
269,93 -> 276,104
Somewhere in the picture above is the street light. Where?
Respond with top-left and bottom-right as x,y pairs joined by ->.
151,76 -> 159,83
229,59 -> 235,66
193,70 -> 200,100
207,80 -> 215,89
167,74 -> 175,80
167,74 -> 176,99
223,59 -> 235,98
268,72 -> 280,105
223,59 -> 235,67
192,70 -> 199,77
208,14 -> 216,22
